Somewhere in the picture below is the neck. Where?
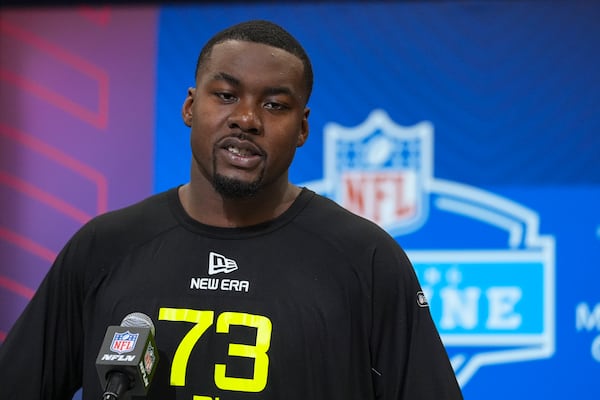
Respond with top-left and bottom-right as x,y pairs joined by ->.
179,179 -> 301,228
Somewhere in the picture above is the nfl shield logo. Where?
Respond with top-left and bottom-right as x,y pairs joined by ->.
110,330 -> 139,354
322,109 -> 433,235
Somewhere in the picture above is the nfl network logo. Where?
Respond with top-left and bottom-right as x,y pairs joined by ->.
110,331 -> 139,354
302,109 -> 555,387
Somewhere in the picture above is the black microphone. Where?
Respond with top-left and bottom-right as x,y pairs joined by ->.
95,312 -> 159,400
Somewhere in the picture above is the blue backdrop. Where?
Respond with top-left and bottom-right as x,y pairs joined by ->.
155,1 -> 600,399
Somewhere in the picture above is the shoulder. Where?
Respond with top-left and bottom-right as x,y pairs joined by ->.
297,189 -> 417,290
297,190 -> 407,264
301,190 -> 396,242
66,188 -> 179,266
89,188 -> 174,234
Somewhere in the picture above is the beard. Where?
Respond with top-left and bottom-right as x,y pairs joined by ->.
212,172 -> 263,198
211,147 -> 265,199
192,145 -> 266,199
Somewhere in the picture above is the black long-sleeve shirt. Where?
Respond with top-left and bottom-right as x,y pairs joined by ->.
0,187 -> 462,399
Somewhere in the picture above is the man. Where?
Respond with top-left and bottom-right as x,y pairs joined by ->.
0,20 -> 462,399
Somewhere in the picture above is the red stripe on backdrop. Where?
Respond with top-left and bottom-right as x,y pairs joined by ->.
0,123 -> 108,214
0,18 -> 110,129
0,274 -> 35,300
0,227 -> 56,263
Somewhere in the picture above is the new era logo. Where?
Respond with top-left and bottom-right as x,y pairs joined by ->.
209,252 -> 238,275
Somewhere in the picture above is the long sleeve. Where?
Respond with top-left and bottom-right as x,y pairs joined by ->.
0,237 -> 86,400
369,241 -> 463,400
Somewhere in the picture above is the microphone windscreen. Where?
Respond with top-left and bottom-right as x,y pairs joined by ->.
120,312 -> 155,335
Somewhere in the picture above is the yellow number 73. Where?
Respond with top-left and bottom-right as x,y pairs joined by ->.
159,308 -> 272,393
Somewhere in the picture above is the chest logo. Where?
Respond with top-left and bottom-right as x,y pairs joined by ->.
208,251 -> 238,275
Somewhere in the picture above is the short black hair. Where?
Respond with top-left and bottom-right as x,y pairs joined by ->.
195,20 -> 313,104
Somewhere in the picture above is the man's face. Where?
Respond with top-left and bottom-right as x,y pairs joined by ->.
183,40 -> 309,198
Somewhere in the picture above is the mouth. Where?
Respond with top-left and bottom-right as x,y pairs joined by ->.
216,136 -> 265,169
225,144 -> 260,157
219,137 -> 264,157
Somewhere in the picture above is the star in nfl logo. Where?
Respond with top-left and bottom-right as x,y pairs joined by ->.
110,330 -> 139,354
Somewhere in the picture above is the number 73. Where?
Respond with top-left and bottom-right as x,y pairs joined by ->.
159,308 -> 272,393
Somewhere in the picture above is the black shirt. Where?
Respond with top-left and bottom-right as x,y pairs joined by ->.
0,187 -> 462,399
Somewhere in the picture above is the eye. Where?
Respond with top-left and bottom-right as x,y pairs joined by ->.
215,92 -> 237,103
264,101 -> 288,111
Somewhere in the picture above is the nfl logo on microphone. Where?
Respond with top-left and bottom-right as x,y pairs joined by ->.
110,331 -> 139,354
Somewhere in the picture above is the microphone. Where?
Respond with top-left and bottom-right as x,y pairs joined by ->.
95,312 -> 159,400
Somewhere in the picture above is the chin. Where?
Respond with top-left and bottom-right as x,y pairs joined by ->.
212,174 -> 262,199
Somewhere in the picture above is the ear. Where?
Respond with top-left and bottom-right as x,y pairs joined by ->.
296,107 -> 310,147
181,87 -> 196,127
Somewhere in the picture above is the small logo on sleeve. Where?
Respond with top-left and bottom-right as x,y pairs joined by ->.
417,291 -> 429,307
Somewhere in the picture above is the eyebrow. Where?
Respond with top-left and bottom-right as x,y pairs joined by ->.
212,72 -> 240,86
211,71 -> 295,98
263,86 -> 294,98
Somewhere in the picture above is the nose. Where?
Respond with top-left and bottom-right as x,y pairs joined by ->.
227,99 -> 262,135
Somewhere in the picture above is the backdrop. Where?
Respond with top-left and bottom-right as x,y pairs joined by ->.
1,1 -> 599,399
